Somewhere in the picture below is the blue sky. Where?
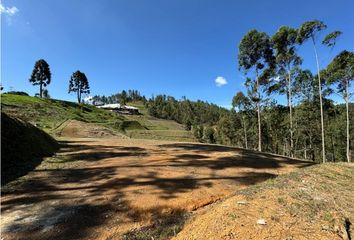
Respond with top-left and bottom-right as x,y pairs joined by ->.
1,0 -> 354,108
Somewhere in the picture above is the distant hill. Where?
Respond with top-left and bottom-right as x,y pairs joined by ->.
0,94 -> 195,142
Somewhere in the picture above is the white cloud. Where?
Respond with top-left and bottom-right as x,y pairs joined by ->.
215,76 -> 228,87
0,3 -> 19,16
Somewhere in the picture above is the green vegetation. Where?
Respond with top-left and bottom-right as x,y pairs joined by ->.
92,84 -> 353,162
1,112 -> 59,185
123,211 -> 189,240
29,59 -> 51,98
123,103 -> 195,141
68,70 -> 90,103
324,51 -> 354,162
3,19 -> 353,163
1,93 -> 195,142
238,29 -> 275,152
92,89 -> 147,106
1,93 -> 125,133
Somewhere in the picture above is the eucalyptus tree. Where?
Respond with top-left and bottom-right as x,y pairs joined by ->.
232,91 -> 251,149
293,69 -> 317,102
297,20 -> 342,163
324,50 -> 354,162
238,29 -> 275,152
271,26 -> 302,157
68,70 -> 90,103
293,69 -> 320,160
29,59 -> 51,98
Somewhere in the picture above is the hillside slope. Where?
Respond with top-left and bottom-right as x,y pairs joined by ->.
1,93 -> 125,133
1,112 -> 59,184
1,94 -> 195,142
174,163 -> 354,240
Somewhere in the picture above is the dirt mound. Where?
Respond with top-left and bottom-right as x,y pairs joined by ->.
173,163 -> 354,240
1,112 -> 59,184
55,120 -> 128,139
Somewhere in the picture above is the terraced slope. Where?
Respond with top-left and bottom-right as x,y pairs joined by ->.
1,94 -> 195,142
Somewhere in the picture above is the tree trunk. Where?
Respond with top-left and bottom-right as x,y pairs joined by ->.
331,133 -> 335,162
313,38 -> 326,163
346,80 -> 350,162
77,89 -> 81,103
288,68 -> 294,158
242,114 -> 248,149
309,134 -> 315,161
40,82 -> 43,98
256,70 -> 262,152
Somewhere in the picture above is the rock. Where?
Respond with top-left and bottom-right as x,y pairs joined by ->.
321,225 -> 330,231
257,219 -> 267,225
237,201 -> 247,205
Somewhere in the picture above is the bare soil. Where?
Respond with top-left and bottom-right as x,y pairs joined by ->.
1,137 -> 314,240
174,163 -> 354,240
55,119 -> 128,139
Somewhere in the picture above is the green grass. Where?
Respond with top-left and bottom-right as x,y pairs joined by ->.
1,94 -> 196,142
123,211 -> 189,240
120,120 -> 147,131
1,94 -> 125,133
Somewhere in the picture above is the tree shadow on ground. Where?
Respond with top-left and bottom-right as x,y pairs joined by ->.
1,140 -> 315,240
159,143 -> 239,152
52,141 -> 149,162
162,143 -> 315,170
58,140 -> 146,153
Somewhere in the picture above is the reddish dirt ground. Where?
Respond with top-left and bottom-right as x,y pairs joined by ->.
174,164 -> 354,240
1,137 -> 314,240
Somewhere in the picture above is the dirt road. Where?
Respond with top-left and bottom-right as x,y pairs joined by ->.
1,137 -> 313,239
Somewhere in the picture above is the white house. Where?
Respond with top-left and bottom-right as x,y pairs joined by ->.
97,103 -> 139,114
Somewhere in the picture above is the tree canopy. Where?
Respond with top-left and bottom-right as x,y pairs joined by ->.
29,59 -> 51,98
68,70 -> 90,103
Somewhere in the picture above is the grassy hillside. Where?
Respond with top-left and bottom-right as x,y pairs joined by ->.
124,103 -> 195,141
1,113 -> 59,185
1,94 -> 124,133
1,94 -> 195,142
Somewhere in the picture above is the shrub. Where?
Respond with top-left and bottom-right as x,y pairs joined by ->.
5,91 -> 29,96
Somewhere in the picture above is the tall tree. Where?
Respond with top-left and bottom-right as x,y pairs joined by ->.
29,59 -> 51,98
297,20 -> 328,162
68,70 -> 90,103
232,91 -> 251,149
271,26 -> 302,157
324,50 -> 354,162
238,29 -> 274,151
293,69 -> 320,160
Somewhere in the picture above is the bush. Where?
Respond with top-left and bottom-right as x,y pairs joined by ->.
203,126 -> 216,144
184,119 -> 192,131
192,125 -> 204,141
5,91 -> 29,96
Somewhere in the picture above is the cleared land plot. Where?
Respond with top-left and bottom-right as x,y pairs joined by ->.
1,138 -> 313,240
175,163 -> 354,240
